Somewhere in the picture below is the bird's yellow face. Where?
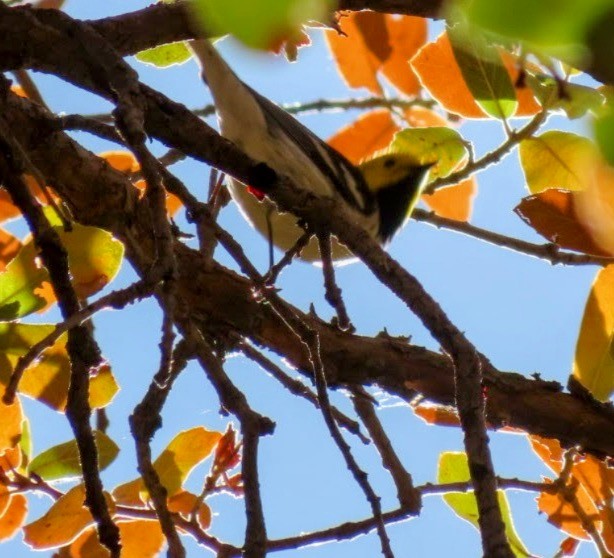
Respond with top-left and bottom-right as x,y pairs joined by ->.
359,153 -> 433,192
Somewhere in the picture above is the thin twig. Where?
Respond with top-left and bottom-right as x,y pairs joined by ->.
11,69 -> 49,109
58,114 -> 125,145
424,108 -> 550,195
412,208 -> 614,267
351,386 -> 420,510
129,340 -> 192,558
265,227 -> 312,284
85,96 -> 437,124
317,231 -> 352,330
185,327 -> 274,558
239,340 -> 370,444
191,206 -> 394,557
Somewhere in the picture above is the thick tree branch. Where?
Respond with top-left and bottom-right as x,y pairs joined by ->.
1,88 -> 613,460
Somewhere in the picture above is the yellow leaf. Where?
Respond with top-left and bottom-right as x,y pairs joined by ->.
153,427 -> 222,497
0,388 -> 22,453
520,131 -> 597,194
68,520 -> 164,558
24,484 -> 114,550
573,264 -> 614,400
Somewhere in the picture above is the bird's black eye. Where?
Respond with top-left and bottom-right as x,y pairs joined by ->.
384,158 -> 396,168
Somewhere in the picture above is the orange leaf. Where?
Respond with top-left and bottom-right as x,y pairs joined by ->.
112,478 -> 145,508
500,52 -> 542,116
529,435 -> 565,474
537,482 -> 597,541
100,151 -> 182,216
379,15 -> 427,96
404,106 -> 450,128
24,484 -> 114,550
10,85 -> 27,99
0,189 -> 21,223
67,520 -> 164,558
559,537 -> 580,556
575,161 -> 614,256
0,494 -> 27,542
168,491 -> 212,530
100,151 -> 140,174
0,484 -> 9,517
326,12 -> 426,96
404,106 -> 476,221
423,177 -> 476,221
0,447 -> 22,473
0,391 -> 23,454
213,426 -> 241,474
412,32 -> 540,119
412,32 -> 486,118
515,189 -> 609,256
413,403 -> 460,426
0,229 -> 21,272
328,110 -> 400,164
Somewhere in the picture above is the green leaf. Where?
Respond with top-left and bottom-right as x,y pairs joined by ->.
136,42 -> 192,68
59,222 -> 124,299
0,221 -> 123,321
528,75 -> 605,119
390,127 -> 469,180
190,0 -> 333,49
0,241 -> 50,320
19,418 -> 32,470
519,131 -> 596,194
437,452 -> 533,558
0,322 -> 119,412
594,110 -> 614,167
29,431 -> 119,481
447,22 -> 517,120
464,0 -> 613,60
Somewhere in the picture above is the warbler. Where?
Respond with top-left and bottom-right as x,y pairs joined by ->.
189,39 -> 432,261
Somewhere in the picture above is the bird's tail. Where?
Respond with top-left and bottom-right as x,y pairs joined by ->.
187,39 -> 266,136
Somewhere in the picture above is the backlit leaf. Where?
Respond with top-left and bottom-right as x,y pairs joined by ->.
438,452 -> 533,557
0,494 -> 27,542
325,11 -> 426,96
0,229 -> 21,272
168,490 -> 212,529
328,110 -> 399,164
412,31 -> 539,119
519,131 -> 596,194
465,0 -> 612,58
29,430 -> 119,481
529,76 -> 604,120
136,42 -> 192,67
573,264 -> 614,400
154,427 -> 222,496
413,404 -> 460,426
515,189 -> 609,256
191,0 -> 332,50
0,387 -> 22,453
24,484 -> 114,550
391,127 -> 468,177
0,323 -> 118,412
0,220 -> 123,320
67,521 -> 164,558
100,151 -> 182,216
113,427 -> 222,504
423,177 -> 476,222
448,22 -> 517,120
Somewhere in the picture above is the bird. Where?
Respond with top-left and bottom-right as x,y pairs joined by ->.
188,39 -> 433,262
